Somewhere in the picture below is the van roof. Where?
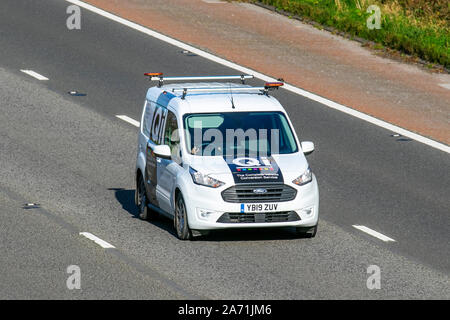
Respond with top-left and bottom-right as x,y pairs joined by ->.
146,82 -> 285,115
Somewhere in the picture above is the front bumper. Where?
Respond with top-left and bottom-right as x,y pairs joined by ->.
184,175 -> 319,230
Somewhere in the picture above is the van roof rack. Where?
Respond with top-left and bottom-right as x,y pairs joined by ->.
144,73 -> 284,99
144,73 -> 254,87
170,82 -> 284,99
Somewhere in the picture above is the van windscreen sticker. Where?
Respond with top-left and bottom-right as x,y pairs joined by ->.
224,156 -> 284,184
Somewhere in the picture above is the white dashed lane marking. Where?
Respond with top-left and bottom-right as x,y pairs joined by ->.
116,115 -> 140,127
20,70 -> 49,81
352,225 -> 396,242
80,232 -> 116,248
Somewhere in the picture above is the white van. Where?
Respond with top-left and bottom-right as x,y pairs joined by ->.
135,74 -> 319,240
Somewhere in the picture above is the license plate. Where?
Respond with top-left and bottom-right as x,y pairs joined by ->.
240,203 -> 278,213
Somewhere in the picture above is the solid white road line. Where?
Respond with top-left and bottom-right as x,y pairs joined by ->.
116,115 -> 140,127
79,232 -> 116,248
438,83 -> 450,90
65,0 -> 449,154
20,70 -> 49,81
352,225 -> 396,242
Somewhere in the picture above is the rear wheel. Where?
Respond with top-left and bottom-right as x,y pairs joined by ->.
295,224 -> 318,238
137,175 -> 157,221
174,193 -> 192,240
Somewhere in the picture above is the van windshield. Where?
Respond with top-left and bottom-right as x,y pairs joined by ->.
183,111 -> 298,157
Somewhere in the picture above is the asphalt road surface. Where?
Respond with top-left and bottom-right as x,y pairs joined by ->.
0,0 -> 449,299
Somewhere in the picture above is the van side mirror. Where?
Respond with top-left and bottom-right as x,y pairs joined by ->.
151,144 -> 172,160
301,141 -> 314,155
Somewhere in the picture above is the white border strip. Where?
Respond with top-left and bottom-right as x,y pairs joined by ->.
66,0 -> 449,154
80,232 -> 115,248
20,69 -> 49,81
352,225 -> 396,242
116,115 -> 140,127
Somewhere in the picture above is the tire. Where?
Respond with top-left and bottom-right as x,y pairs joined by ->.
137,175 -> 157,221
295,224 -> 318,238
174,193 -> 192,240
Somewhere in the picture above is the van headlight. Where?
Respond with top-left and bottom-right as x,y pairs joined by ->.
189,167 -> 225,188
292,167 -> 312,186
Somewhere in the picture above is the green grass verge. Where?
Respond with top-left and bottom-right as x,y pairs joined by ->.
247,0 -> 449,68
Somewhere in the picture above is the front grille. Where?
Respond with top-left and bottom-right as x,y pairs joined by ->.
221,184 -> 297,203
217,211 -> 300,223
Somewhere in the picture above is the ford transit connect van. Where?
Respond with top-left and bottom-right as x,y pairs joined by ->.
135,74 -> 319,240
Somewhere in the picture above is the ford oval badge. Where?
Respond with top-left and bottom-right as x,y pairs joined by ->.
253,188 -> 267,194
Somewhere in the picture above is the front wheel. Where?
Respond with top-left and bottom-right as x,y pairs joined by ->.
174,193 -> 192,240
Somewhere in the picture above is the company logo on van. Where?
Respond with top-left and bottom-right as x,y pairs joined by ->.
232,157 -> 260,167
225,156 -> 284,184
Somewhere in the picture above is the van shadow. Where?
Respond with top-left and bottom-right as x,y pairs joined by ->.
109,188 -> 303,242
108,188 -> 177,237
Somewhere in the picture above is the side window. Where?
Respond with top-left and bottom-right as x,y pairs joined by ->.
164,111 -> 182,164
142,101 -> 151,138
